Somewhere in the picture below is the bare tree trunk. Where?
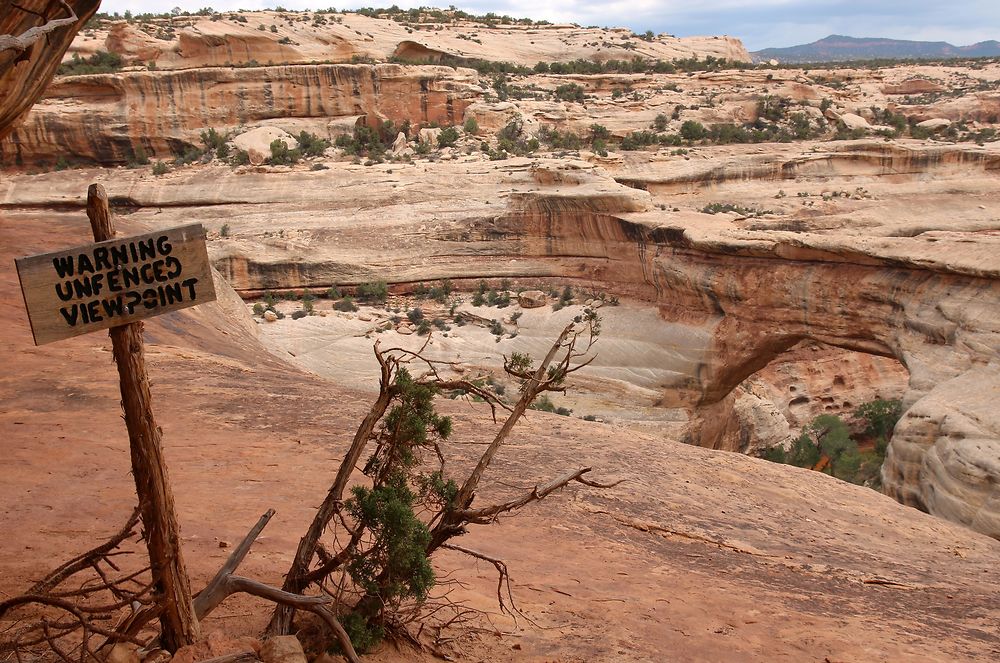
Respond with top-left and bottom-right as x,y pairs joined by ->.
267,345 -> 395,636
86,184 -> 200,652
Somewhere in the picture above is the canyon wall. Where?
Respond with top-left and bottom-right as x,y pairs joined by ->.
508,162 -> 1000,538
1,141 -> 997,538
0,63 -> 479,166
73,12 -> 750,70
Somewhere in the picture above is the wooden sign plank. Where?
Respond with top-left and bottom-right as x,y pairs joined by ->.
15,223 -> 217,345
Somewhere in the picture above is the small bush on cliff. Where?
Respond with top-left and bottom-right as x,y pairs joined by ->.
356,280 -> 389,303
267,139 -> 301,165
463,117 -> 479,135
297,131 -> 330,157
334,296 -> 359,312
553,83 -> 586,103
151,161 -> 169,176
680,120 -> 707,141
58,51 -> 123,76
437,127 -> 460,148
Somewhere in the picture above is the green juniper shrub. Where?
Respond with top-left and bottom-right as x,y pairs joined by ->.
437,126 -> 460,148
356,280 -> 389,303
680,120 -> 707,141
267,139 -> 301,165
58,51 -> 123,75
553,83 -> 586,103
334,296 -> 359,312
297,131 -> 330,157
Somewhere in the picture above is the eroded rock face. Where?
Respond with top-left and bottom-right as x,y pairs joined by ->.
73,11 -> 750,71
0,63 -> 478,166
507,160 -> 1000,537
690,342 -> 909,454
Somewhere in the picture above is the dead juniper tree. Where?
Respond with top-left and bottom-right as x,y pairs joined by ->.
1,312 -> 612,662
0,508 -> 154,663
268,308 -> 618,653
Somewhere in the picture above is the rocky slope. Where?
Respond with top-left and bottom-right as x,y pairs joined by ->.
3,136 -> 998,539
2,206 -> 999,663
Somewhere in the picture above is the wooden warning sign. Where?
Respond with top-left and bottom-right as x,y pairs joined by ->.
15,223 -> 217,345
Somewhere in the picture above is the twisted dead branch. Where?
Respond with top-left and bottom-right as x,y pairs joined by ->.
0,0 -> 77,55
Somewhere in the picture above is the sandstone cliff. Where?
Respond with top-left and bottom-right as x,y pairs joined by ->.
70,11 -> 750,70
0,62 -> 479,166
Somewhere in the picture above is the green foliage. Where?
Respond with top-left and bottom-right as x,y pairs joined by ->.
590,124 -> 611,141
346,480 -> 434,605
338,612 -> 383,654
680,120 -> 707,141
812,414 -> 853,466
538,126 -> 583,150
788,432 -> 821,468
463,117 -> 479,134
701,203 -> 773,217
407,308 -> 424,324
854,399 -> 903,441
762,400 -> 902,489
653,114 -> 669,132
762,445 -> 787,464
200,128 -> 227,151
267,139 -> 301,165
334,297 -> 359,312
129,145 -> 150,167
220,223 -> 230,237
553,83 -> 586,103
356,280 -> 389,303
58,51 -> 123,76
756,95 -> 791,122
252,303 -> 265,316
152,161 -> 169,176
437,126 -> 460,148
229,149 -> 250,166
297,131 -> 330,157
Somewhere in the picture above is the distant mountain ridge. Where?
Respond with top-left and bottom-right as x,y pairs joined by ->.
752,34 -> 1000,63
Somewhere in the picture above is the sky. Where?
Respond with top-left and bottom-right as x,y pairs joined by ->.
94,1 -> 999,52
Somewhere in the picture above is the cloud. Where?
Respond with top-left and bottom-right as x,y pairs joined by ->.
95,0 -> 999,51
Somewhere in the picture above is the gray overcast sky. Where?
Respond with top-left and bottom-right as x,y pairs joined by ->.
94,1 -> 999,52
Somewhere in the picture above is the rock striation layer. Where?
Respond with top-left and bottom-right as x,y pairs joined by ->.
0,63 -> 478,166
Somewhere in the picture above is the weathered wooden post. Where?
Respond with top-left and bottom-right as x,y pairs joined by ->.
85,184 -> 200,651
15,183 -> 218,651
